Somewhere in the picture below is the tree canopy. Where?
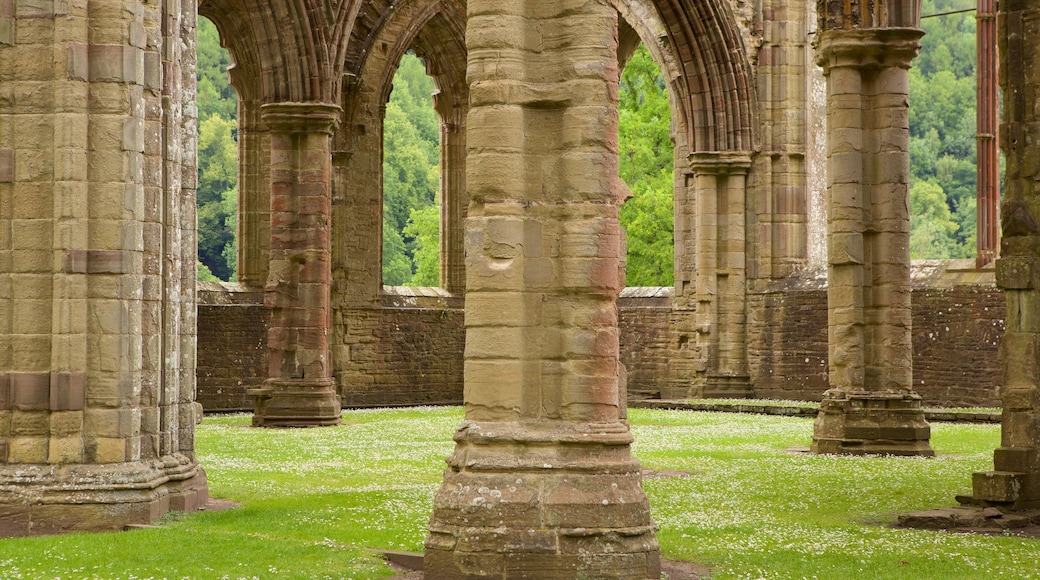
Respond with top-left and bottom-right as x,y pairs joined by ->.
382,52 -> 441,286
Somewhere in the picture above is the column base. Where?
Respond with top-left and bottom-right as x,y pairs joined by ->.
0,455 -> 207,537
965,446 -> 1040,509
700,374 -> 754,399
425,420 -> 660,579
811,390 -> 934,456
250,378 -> 341,427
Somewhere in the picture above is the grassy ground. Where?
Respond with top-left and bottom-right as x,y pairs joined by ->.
0,407 -> 1032,579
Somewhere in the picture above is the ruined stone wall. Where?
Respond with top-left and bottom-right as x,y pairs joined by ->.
911,285 -> 1003,407
747,284 -> 831,401
335,296 -> 464,408
618,290 -> 674,399
197,278 -> 1004,410
196,283 -> 267,412
196,287 -> 463,411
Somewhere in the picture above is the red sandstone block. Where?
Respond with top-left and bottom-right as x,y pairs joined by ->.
50,372 -> 85,411
11,372 -> 50,410
0,149 -> 11,182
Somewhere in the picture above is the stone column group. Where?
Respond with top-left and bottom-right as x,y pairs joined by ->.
811,2 -> 933,456
971,0 -> 1040,509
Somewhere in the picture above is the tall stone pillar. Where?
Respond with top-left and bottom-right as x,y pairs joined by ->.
432,91 -> 466,294
690,153 -> 753,398
250,103 -> 342,427
0,0 -> 206,534
424,0 -> 660,577
811,3 -> 934,456
235,98 -> 271,288
970,0 -> 1040,509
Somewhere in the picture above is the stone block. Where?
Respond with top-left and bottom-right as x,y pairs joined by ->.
88,44 -> 139,84
0,506 -> 31,537
11,372 -> 50,410
90,436 -> 127,463
49,372 -> 85,411
66,42 -> 88,80
48,436 -> 83,463
49,410 -> 82,436
11,409 -> 48,435
0,373 -> 9,409
0,149 -> 11,182
973,470 -> 1025,503
7,435 -> 47,463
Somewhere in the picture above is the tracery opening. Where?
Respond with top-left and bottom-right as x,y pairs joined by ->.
381,51 -> 442,288
618,44 -> 676,288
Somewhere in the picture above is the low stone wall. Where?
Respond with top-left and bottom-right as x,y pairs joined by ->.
618,288 -> 674,398
334,289 -> 465,408
196,283 -> 268,412
747,285 -> 830,401
196,266 -> 1006,412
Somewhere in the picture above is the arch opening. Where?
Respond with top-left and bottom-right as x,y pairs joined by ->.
196,15 -> 240,283
618,43 -> 676,288
381,51 -> 442,288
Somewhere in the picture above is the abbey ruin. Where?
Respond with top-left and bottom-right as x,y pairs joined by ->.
2,0 -> 1039,576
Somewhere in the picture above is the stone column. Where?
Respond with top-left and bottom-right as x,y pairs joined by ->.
690,153 -> 753,398
235,98 -> 271,288
0,0 -> 205,535
811,20 -> 934,456
433,91 -> 466,294
424,0 -> 660,577
970,0 -> 1040,509
250,103 -> 342,428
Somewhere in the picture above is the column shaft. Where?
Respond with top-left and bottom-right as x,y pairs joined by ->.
811,26 -> 933,456
250,103 -> 341,428
971,0 -> 1040,508
424,1 -> 660,576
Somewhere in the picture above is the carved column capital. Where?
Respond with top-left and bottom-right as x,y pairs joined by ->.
260,102 -> 341,135
687,151 -> 753,175
814,27 -> 924,71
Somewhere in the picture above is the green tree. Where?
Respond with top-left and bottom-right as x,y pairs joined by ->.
618,45 -> 674,286
404,205 -> 440,286
195,17 -> 239,281
910,180 -> 961,259
197,17 -> 237,122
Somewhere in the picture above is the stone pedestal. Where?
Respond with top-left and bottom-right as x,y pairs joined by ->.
810,11 -> 933,456
813,390 -> 933,456
967,0 -> 1040,509
253,103 -> 342,427
424,1 -> 659,576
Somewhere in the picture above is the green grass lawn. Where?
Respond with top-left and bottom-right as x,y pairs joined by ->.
0,407 -> 1032,579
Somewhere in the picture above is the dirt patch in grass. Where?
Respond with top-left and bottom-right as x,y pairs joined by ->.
386,558 -> 709,579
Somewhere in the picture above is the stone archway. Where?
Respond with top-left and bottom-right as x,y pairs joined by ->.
331,0 -> 469,408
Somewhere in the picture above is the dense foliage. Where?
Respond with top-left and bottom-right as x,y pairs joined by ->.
618,46 -> 675,287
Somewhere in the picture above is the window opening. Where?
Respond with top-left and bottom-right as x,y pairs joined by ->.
382,51 -> 441,287
196,16 -> 239,282
618,44 -> 674,287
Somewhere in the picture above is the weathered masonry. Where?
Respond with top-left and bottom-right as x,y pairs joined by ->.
0,0 -> 1031,572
